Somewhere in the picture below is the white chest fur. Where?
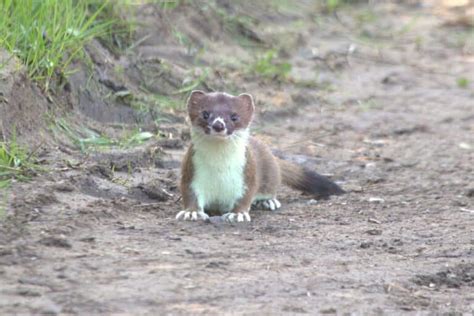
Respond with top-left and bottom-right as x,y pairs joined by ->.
191,129 -> 249,213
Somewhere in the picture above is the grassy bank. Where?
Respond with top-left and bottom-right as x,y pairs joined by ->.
0,0 -> 112,89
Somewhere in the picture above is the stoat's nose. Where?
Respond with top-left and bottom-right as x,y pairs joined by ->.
212,120 -> 225,133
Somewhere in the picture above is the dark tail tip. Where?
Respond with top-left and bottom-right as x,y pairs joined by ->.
301,169 -> 345,199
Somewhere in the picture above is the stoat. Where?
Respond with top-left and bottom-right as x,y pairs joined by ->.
176,91 -> 344,223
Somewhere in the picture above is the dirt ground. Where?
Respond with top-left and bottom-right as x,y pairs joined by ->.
1,1 -> 473,314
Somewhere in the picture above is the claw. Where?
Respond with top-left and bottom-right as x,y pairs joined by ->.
243,212 -> 251,221
268,199 -> 275,210
274,199 -> 281,209
176,210 -> 186,220
223,212 -> 251,223
176,210 -> 209,221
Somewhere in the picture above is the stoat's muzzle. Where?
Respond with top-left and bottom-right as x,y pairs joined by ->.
210,117 -> 227,136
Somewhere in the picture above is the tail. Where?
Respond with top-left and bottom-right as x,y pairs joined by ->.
278,159 -> 345,198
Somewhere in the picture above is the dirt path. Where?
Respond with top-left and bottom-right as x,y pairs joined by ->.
1,2 -> 473,314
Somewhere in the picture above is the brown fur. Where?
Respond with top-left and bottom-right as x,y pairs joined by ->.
250,138 -> 281,197
180,144 -> 199,210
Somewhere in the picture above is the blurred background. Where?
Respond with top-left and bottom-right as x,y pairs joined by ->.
0,1 -> 473,314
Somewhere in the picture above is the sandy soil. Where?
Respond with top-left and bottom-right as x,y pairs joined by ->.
1,2 -> 473,314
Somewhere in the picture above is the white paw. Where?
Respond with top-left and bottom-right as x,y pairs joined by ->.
222,212 -> 251,223
176,210 -> 209,221
257,198 -> 281,211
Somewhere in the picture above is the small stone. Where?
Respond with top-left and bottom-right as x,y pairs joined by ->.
369,197 -> 385,203
366,229 -> 383,236
79,237 -> 95,243
465,188 -> 474,198
39,237 -> 72,249
0,246 -> 13,256
320,307 -> 337,314
368,218 -> 381,224
16,288 -> 42,297
50,181 -> 74,192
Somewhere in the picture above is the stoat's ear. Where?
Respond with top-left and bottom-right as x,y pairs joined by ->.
237,93 -> 255,116
187,90 -> 206,111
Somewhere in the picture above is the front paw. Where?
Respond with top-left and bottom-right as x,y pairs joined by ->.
222,211 -> 251,223
176,210 -> 209,221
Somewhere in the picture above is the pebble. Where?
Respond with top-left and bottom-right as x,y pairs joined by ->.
366,229 -> 383,236
369,197 -> 385,203
368,218 -> 381,224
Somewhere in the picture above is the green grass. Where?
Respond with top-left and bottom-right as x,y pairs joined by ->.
172,28 -> 196,55
204,1 -> 264,48
112,87 -> 184,114
92,0 -> 138,54
0,137 -> 40,189
157,0 -> 186,10
53,118 -> 115,151
0,0 -> 112,89
357,98 -> 380,111
52,118 -> 155,152
146,94 -> 183,110
250,50 -> 292,80
326,0 -> 343,11
325,0 -> 367,12
457,77 -> 469,88
174,68 -> 210,95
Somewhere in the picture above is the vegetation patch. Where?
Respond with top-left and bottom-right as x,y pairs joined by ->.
0,137 -> 41,189
324,0 -> 368,12
250,49 -> 291,81
92,0 -> 137,55
0,0 -> 111,89
52,118 -> 154,152
457,77 -> 469,88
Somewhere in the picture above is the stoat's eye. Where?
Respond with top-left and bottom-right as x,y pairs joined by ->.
202,111 -> 210,119
230,113 -> 239,122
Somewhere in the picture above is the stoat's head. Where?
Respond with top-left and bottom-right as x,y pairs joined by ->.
187,90 -> 255,139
